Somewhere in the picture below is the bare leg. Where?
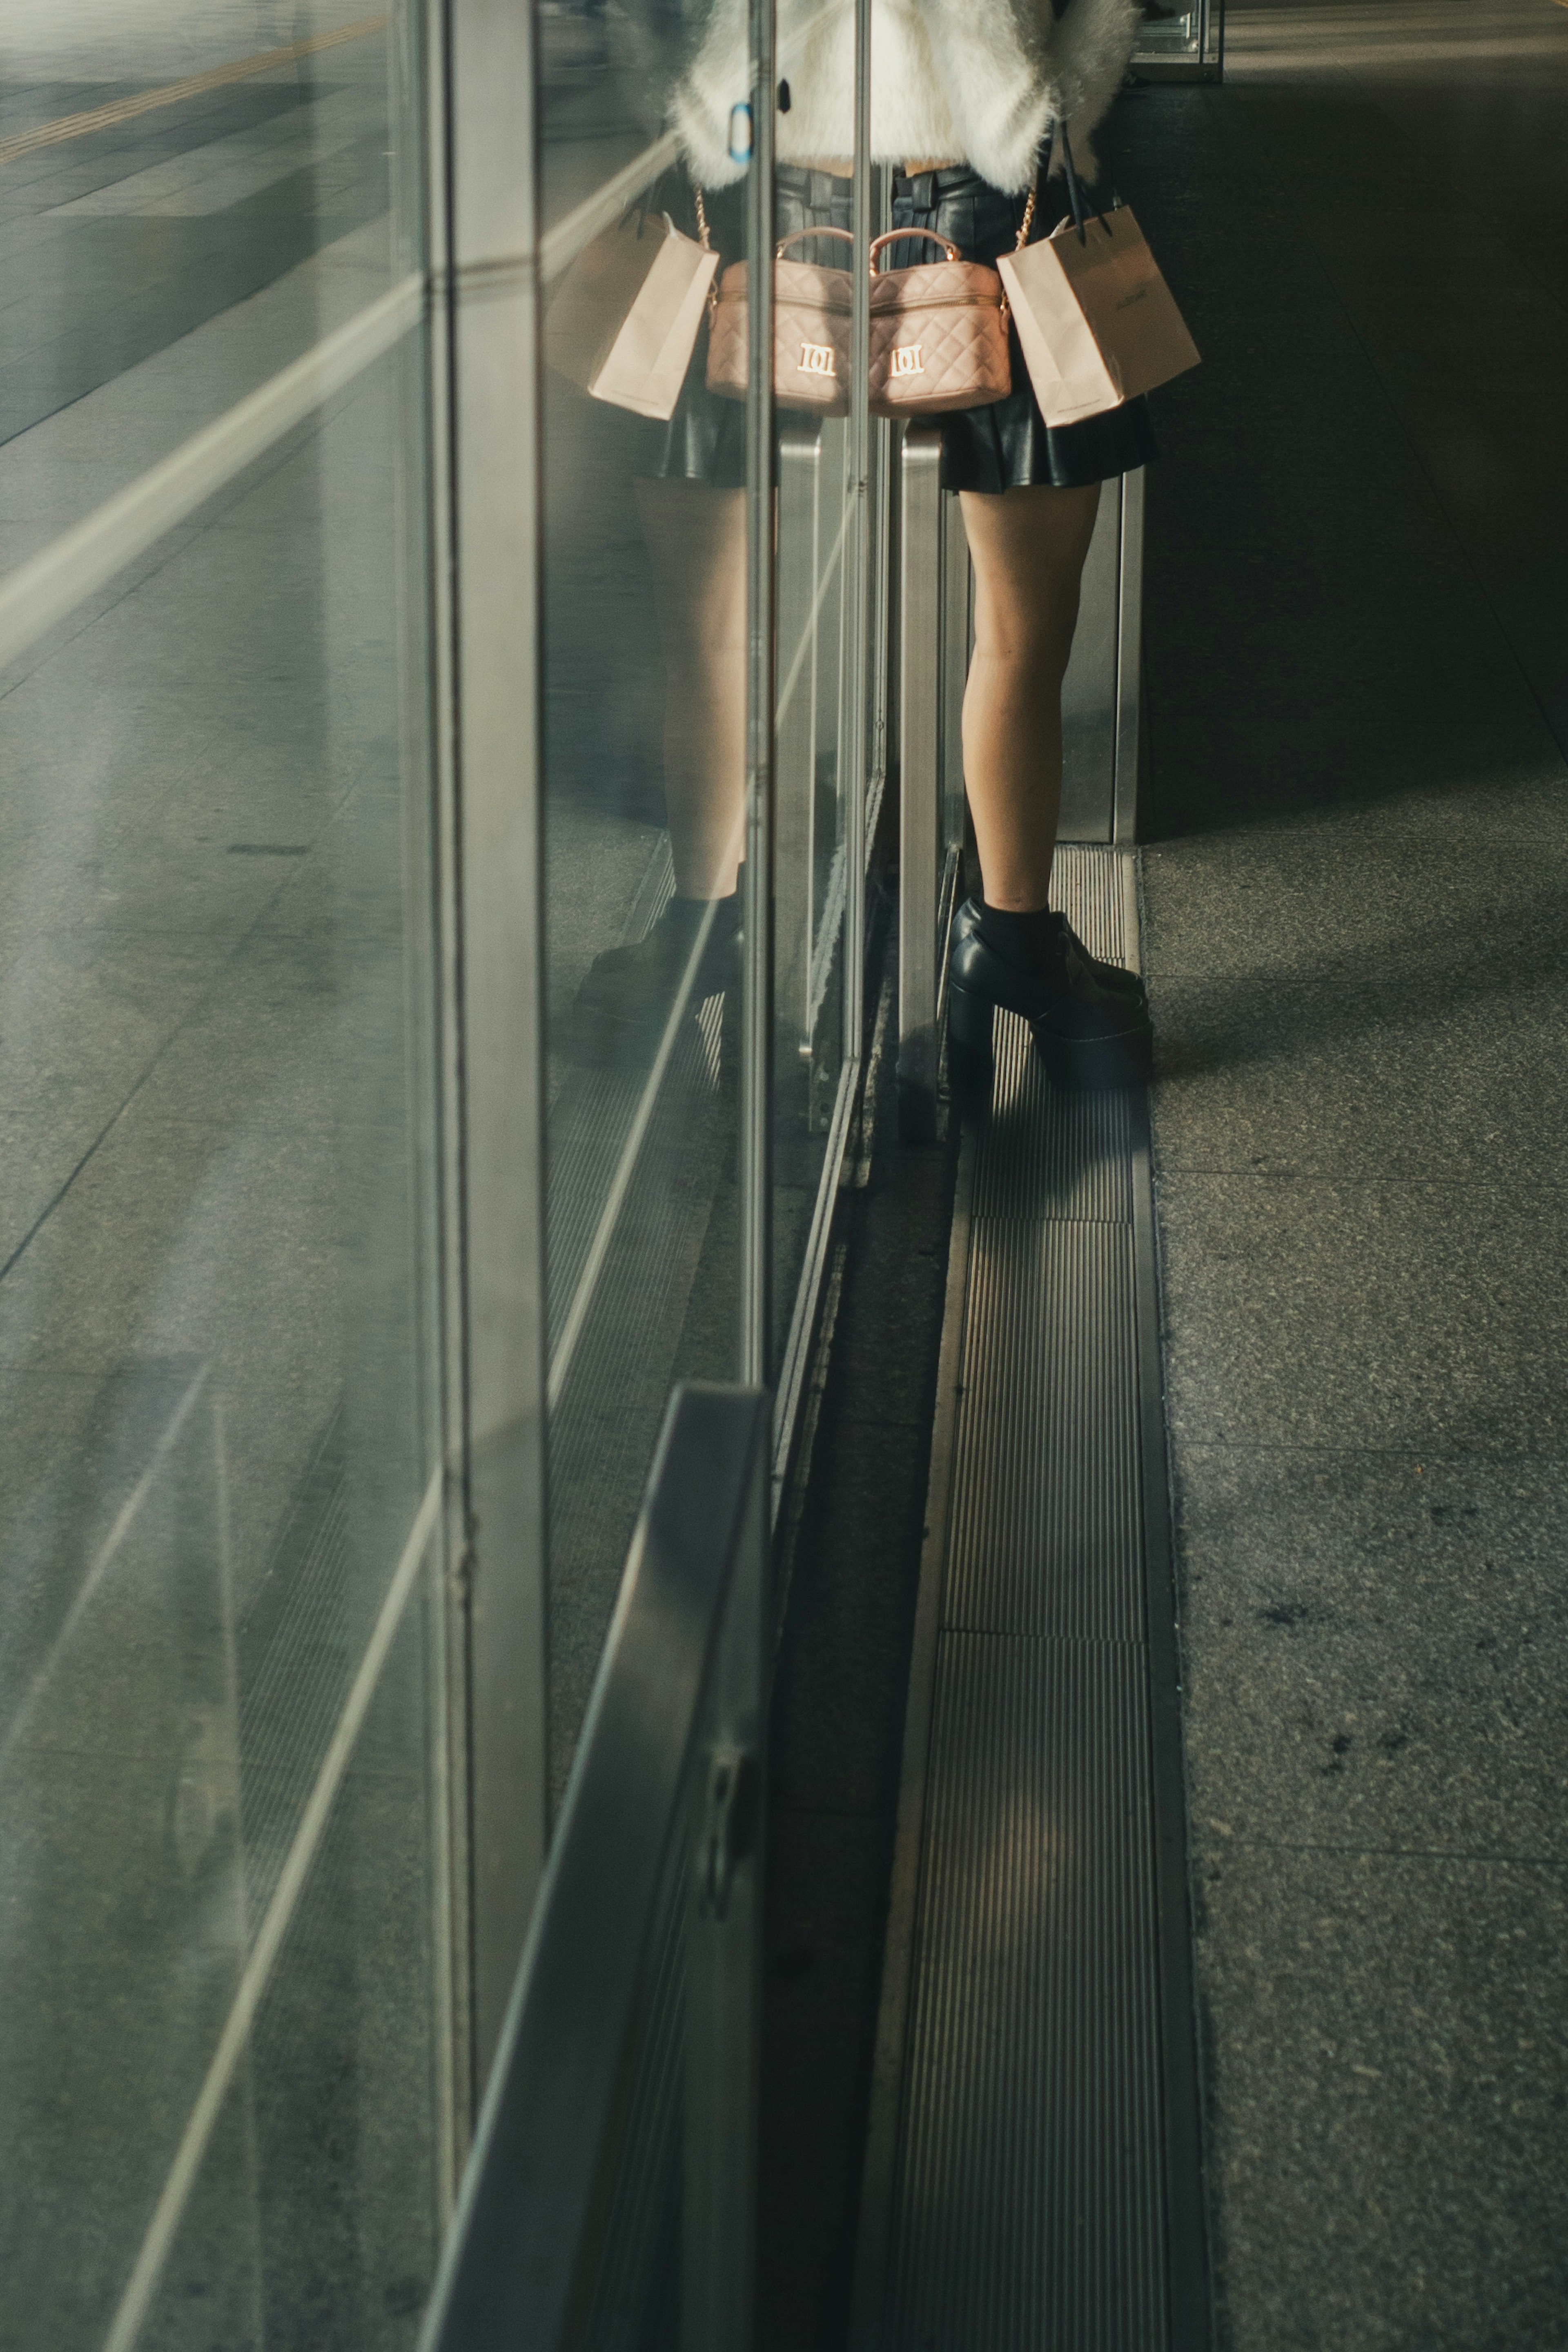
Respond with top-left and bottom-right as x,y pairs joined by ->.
958,482 -> 1102,911
634,478 -> 747,898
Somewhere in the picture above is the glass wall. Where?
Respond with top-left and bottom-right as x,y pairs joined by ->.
536,43 -> 878,1797
0,6 -> 452,2345
773,401 -> 855,1363
0,0 -> 885,2336
537,133 -> 752,1802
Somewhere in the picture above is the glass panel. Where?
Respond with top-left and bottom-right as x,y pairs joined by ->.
773,388 -> 853,1364
0,4 -> 410,536
539,0 -> 664,234
538,0 -> 878,1792
1130,0 -> 1221,71
539,147 -> 753,1797
770,169 -> 870,1373
0,8 -> 449,2348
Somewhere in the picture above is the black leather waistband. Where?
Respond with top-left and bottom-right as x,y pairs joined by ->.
774,163 -> 991,204
775,164 -> 854,207
890,165 -> 987,205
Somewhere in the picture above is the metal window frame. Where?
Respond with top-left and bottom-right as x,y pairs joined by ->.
845,0 -> 873,1062
764,0 -> 878,1499
741,0 -> 779,1391
435,0 -> 550,2106
1114,466 -> 1145,846
895,423 -> 959,1144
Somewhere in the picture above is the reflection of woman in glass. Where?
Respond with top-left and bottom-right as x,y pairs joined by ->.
579,0 -> 1152,1087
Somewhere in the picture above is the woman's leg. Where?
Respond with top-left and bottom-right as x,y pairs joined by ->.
634,477 -> 747,899
634,470 -> 1097,906
958,481 -> 1102,911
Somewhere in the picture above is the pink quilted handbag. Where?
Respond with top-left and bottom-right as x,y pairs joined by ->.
868,229 -> 1011,419
706,227 -> 855,416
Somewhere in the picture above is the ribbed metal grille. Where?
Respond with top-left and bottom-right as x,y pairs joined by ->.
946,1222 -> 1141,1642
973,1013 -> 1134,1227
875,846 -> 1170,2352
887,1635 -> 1166,2351
1049,842 -> 1127,971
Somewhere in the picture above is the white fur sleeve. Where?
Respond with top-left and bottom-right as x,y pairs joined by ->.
668,0 -> 751,185
1047,0 -> 1142,182
913,0 -> 1140,189
910,0 -> 1055,194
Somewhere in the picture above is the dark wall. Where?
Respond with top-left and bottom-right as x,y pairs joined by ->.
1095,70 -> 1568,842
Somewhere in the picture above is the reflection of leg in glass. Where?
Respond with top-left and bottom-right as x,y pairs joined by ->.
948,481 -> 1152,1091
575,481 -> 746,1064
636,480 -> 746,899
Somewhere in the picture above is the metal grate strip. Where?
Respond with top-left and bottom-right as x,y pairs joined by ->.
1048,843 -> 1127,970
855,846 -> 1204,2352
887,1634 -> 1166,2351
972,1013 -> 1134,1226
946,1221 -> 1142,1643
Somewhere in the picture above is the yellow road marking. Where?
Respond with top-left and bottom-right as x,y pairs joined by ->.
0,16 -> 388,171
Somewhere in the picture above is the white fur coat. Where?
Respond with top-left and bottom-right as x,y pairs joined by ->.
665,0 -> 1140,192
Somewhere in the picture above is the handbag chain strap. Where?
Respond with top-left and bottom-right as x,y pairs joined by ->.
690,178 -> 722,328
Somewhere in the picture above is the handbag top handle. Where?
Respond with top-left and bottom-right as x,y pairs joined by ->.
869,229 -> 961,272
775,225 -> 856,261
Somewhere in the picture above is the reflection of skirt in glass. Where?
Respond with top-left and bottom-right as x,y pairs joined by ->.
635,163 -> 1159,494
634,166 -> 852,491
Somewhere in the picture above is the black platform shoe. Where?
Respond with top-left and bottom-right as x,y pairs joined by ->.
951,898 -> 1147,1002
947,897 -> 1152,1093
575,893 -> 739,1067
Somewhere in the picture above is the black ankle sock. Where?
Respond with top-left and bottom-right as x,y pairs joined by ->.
670,887 -> 739,931
978,899 -> 1061,968
667,889 -> 741,962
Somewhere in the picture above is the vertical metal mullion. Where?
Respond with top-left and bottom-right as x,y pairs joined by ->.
401,0 -> 472,2214
683,1410 -> 768,2352
896,427 -> 943,1141
1114,467 -> 1145,845
843,0 -> 873,1061
741,0 -> 777,1390
443,0 -> 549,2096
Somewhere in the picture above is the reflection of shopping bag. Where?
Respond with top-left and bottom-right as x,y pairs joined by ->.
545,208 -> 718,420
997,145 -> 1199,426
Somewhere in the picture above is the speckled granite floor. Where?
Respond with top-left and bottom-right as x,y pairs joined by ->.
1116,4 -> 1568,2343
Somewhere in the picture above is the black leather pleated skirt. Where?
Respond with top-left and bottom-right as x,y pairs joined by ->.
635,163 -> 1158,494
891,165 -> 1160,492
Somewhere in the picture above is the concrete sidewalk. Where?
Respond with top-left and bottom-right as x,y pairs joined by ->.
1116,3 -> 1568,2341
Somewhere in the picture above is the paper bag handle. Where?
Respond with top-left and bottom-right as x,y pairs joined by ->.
1036,120 -> 1113,247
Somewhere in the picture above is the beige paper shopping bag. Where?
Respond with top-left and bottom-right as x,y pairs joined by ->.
545,209 -> 718,421
998,205 -> 1199,427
